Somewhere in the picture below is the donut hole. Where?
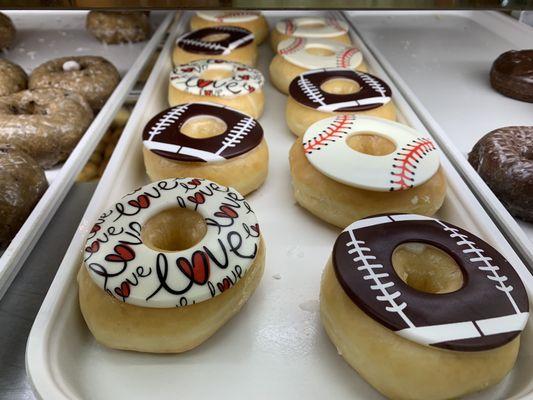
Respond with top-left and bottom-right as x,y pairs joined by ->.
141,208 -> 207,251
321,78 -> 361,95
347,133 -> 396,156
181,115 -> 227,139
200,68 -> 233,80
202,33 -> 230,42
305,45 -> 335,57
392,242 -> 464,294
8,101 -> 46,116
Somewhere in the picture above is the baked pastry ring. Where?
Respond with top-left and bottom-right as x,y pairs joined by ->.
286,68 -> 396,136
169,59 -> 264,118
0,12 -> 15,49
86,11 -> 151,44
321,213 -> 529,399
79,178 -> 264,353
0,59 -> 27,96
490,49 -> 533,103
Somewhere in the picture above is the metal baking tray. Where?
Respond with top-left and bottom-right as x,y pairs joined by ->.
26,11 -> 533,400
0,11 -> 174,300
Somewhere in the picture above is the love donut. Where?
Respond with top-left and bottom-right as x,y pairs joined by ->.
333,214 -> 529,351
276,17 -> 348,38
302,115 -> 439,191
142,102 -> 263,163
170,59 -> 264,98
290,68 -> 392,113
84,178 -> 260,308
176,27 -> 254,55
278,37 -> 362,70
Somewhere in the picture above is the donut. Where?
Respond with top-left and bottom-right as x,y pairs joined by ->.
142,103 -> 268,195
29,56 -> 120,111
290,115 -> 446,228
269,37 -> 367,94
287,68 -> 396,136
0,144 -> 48,249
169,59 -> 265,118
86,11 -> 151,44
0,12 -> 15,49
0,59 -> 27,96
0,89 -> 94,168
270,17 -> 351,51
321,213 -> 529,399
190,11 -> 269,45
468,126 -> 533,222
173,27 -> 257,67
490,50 -> 533,103
78,178 -> 265,353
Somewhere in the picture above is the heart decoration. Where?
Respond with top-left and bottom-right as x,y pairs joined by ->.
188,179 -> 202,186
251,223 -> 260,234
217,278 -> 232,293
181,67 -> 194,72
241,75 -> 250,80
197,79 -> 213,88
90,224 -> 101,234
128,194 -> 150,209
214,205 -> 238,219
114,281 -> 130,298
204,90 -> 213,96
177,250 -> 210,285
85,241 -> 100,254
188,192 -> 205,205
105,244 -> 136,263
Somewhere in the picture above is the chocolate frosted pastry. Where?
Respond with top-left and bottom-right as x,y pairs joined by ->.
0,144 -> 48,249
490,50 -> 533,103
86,11 -> 151,44
0,12 -> 15,49
0,59 -> 27,96
176,26 -> 254,55
469,126 -> 533,221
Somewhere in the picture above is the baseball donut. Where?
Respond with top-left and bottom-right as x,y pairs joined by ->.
269,37 -> 367,94
169,59 -> 265,119
78,178 -> 265,353
190,11 -> 269,45
270,17 -> 351,51
289,115 -> 446,227
321,214 -> 529,399
142,103 -> 268,195
286,68 -> 397,136
173,27 -> 257,67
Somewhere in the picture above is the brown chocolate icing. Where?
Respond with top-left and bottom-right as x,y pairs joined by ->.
176,27 -> 254,55
469,126 -> 533,222
333,214 -> 529,351
142,103 -> 263,163
490,50 -> 533,103
289,69 -> 392,112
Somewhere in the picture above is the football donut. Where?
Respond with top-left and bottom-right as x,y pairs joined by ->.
190,11 -> 269,45
173,27 -> 257,67
270,17 -> 351,51
287,68 -> 397,136
321,213 -> 529,399
169,59 -> 265,119
269,37 -> 367,94
289,115 -> 446,228
142,103 -> 268,195
78,178 -> 265,353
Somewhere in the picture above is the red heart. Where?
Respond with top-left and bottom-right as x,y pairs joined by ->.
214,205 -> 238,219
188,179 -> 201,186
85,241 -> 100,253
114,281 -> 130,298
251,224 -> 260,234
204,90 -> 213,96
105,244 -> 135,263
197,79 -> 212,88
188,192 -> 205,205
181,67 -> 194,72
248,86 -> 255,93
241,75 -> 250,80
128,195 -> 149,209
90,224 -> 100,234
217,278 -> 231,293
177,250 -> 210,285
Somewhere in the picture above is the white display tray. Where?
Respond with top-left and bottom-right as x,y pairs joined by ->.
26,11 -> 533,400
343,10 -> 533,267
0,11 -> 174,300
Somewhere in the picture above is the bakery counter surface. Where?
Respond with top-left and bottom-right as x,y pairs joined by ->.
0,182 -> 97,400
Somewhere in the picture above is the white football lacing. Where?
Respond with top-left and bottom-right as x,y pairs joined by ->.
178,38 -> 227,52
436,220 -> 521,314
215,117 -> 256,156
147,105 -> 189,141
298,77 -> 326,106
346,229 -> 415,328
356,72 -> 388,97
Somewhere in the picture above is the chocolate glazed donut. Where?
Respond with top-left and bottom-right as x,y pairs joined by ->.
469,126 -> 533,222
490,50 -> 533,103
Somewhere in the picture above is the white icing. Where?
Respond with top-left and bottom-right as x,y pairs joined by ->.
62,60 -> 81,71
302,115 -> 440,191
276,17 -> 348,38
196,10 -> 261,23
83,178 -> 260,308
170,59 -> 264,98
278,37 -> 362,70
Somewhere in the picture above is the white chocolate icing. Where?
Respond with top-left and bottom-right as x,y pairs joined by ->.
83,178 -> 260,308
276,17 -> 348,38
302,115 -> 440,191
170,59 -> 264,98
196,10 -> 261,23
278,37 -> 362,70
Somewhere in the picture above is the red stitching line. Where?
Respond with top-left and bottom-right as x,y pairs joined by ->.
327,17 -> 345,32
390,138 -> 436,191
216,12 -> 257,22
285,20 -> 295,35
279,37 -> 304,55
337,48 -> 358,68
303,115 -> 353,154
